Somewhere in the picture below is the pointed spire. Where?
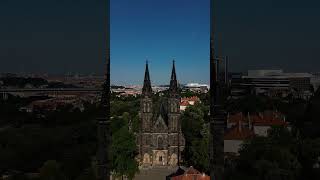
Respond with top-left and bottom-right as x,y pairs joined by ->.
171,60 -> 177,81
169,60 -> 178,96
144,60 -> 150,82
142,61 -> 152,96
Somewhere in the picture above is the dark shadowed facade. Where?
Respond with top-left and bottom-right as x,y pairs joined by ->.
137,61 -> 185,168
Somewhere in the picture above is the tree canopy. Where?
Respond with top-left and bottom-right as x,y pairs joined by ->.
181,102 -> 209,173
111,113 -> 139,180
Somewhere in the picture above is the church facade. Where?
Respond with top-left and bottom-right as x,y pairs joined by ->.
137,61 -> 185,168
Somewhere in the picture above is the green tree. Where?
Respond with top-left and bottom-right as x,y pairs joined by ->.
181,103 -> 209,172
227,127 -> 301,180
181,90 -> 197,98
131,114 -> 140,133
111,119 -> 138,180
303,88 -> 320,137
300,138 -> 320,179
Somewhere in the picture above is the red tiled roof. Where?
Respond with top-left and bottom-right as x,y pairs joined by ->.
180,101 -> 190,106
189,96 -> 200,101
185,166 -> 200,175
228,111 -> 288,127
224,125 -> 255,140
250,111 -> 288,126
171,167 -> 210,180
181,96 -> 200,102
253,117 -> 288,126
228,112 -> 247,124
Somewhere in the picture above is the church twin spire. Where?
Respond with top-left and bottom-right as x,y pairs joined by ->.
142,60 -> 179,96
142,61 -> 152,96
169,60 -> 179,96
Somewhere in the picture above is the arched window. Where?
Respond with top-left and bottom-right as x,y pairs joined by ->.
172,117 -> 177,131
143,153 -> 150,164
143,118 -> 148,130
169,153 -> 178,166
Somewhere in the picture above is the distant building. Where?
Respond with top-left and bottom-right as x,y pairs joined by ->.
288,73 -> 312,92
183,83 -> 209,93
250,111 -> 289,137
111,85 -> 147,97
239,70 -> 313,98
311,72 -> 320,91
21,96 -> 85,112
242,70 -> 290,97
230,72 -> 247,99
0,73 -> 17,78
47,74 -> 104,88
180,96 -> 201,111
179,101 -> 190,111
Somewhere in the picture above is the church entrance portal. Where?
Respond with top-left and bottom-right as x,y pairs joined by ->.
153,150 -> 167,166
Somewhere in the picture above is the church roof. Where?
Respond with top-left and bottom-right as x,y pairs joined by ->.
153,97 -> 169,125
154,114 -> 168,132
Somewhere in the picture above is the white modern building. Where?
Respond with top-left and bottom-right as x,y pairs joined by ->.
184,83 -> 209,93
241,70 -> 313,98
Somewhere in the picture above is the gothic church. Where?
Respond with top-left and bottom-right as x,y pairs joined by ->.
138,61 -> 185,168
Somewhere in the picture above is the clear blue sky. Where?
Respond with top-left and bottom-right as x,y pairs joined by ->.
110,0 -> 210,85
1,0 -> 320,85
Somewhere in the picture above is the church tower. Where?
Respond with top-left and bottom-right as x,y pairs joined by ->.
167,60 -> 183,165
168,60 -> 180,132
138,61 -> 185,168
139,61 -> 153,166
